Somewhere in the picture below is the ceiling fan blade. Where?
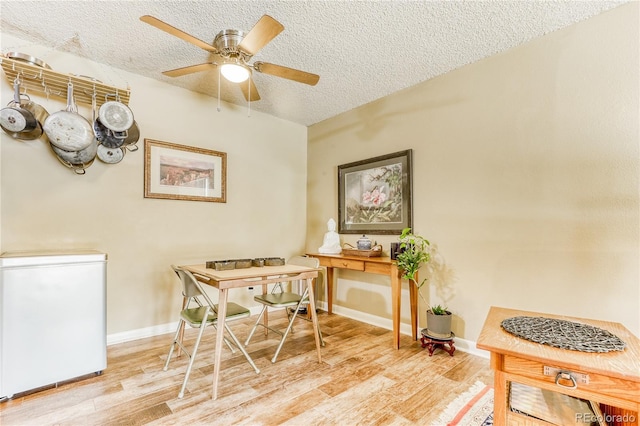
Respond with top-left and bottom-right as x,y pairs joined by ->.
140,15 -> 217,53
240,77 -> 261,102
253,62 -> 320,86
238,15 -> 284,56
162,63 -> 218,77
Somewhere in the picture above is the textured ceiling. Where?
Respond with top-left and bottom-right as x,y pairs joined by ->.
0,1 -> 628,126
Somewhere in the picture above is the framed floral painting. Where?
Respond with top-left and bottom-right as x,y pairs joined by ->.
337,149 -> 413,235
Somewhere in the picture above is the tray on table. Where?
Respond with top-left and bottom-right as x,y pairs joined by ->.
341,243 -> 383,257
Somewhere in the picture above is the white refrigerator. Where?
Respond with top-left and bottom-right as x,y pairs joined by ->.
0,250 -> 107,399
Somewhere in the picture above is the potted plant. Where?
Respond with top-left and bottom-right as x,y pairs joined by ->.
395,227 -> 452,338
425,303 -> 452,339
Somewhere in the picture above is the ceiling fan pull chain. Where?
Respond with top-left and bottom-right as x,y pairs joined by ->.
217,67 -> 221,112
247,81 -> 251,117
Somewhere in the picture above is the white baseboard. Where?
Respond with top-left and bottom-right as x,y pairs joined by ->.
106,305 -> 265,346
107,303 -> 489,359
107,322 -> 176,346
315,301 -> 489,359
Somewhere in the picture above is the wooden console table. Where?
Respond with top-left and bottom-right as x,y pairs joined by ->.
306,253 -> 417,349
477,306 -> 640,425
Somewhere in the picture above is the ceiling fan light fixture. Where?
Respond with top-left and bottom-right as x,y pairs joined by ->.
220,63 -> 250,83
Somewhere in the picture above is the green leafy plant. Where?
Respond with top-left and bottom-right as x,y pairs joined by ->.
429,304 -> 449,316
396,227 -> 430,304
396,227 -> 449,315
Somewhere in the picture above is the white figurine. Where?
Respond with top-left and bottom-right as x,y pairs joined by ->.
318,218 -> 342,254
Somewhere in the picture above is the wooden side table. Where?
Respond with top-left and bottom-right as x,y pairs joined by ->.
477,306 -> 640,425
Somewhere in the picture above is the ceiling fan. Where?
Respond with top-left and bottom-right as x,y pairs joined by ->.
140,14 -> 320,102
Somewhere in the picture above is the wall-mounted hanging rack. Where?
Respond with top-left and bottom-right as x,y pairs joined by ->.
0,56 -> 130,109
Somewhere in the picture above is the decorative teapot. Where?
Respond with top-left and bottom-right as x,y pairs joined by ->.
356,235 -> 373,250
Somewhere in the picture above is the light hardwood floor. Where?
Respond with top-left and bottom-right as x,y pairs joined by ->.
1,312 -> 492,425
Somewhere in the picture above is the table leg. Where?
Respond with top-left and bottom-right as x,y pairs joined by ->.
211,289 -> 228,400
306,276 -> 318,320
261,283 -> 269,336
326,267 -> 334,314
492,355 -> 507,424
390,263 -> 401,350
306,277 -> 322,362
409,271 -> 418,341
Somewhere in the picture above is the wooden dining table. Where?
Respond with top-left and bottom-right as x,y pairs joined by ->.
178,263 -> 323,400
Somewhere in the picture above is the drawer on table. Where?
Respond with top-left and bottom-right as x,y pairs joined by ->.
329,258 -> 364,271
507,411 -> 556,426
364,261 -> 392,275
503,355 -> 640,403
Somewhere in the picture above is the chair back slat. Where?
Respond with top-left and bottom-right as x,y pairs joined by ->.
172,265 -> 218,313
284,256 -> 321,292
287,256 -> 319,268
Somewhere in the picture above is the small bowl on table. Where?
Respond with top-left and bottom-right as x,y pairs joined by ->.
234,259 -> 252,269
264,257 -> 285,266
212,260 -> 236,271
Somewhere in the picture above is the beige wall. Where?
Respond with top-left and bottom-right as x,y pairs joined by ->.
2,3 -> 638,346
0,34 -> 308,336
307,3 -> 639,341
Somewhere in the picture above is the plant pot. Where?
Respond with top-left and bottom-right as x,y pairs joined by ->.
426,309 -> 452,339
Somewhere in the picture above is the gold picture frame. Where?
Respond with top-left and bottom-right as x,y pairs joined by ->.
144,139 -> 227,203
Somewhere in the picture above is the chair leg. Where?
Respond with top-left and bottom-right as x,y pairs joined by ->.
286,307 -> 296,333
224,335 -> 237,353
263,307 -> 269,337
296,304 -> 325,347
294,304 -> 325,347
271,299 -> 304,363
178,318 -> 208,399
317,319 -> 325,347
164,318 -> 185,371
211,324 -> 238,353
244,305 -> 268,346
271,294 -> 325,363
223,322 -> 260,374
